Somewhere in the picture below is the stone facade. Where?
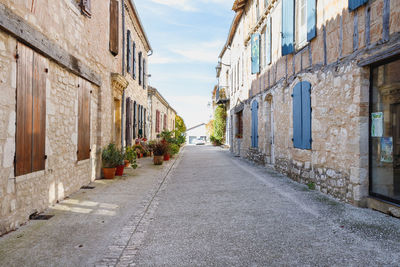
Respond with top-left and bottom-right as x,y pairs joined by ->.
217,0 -> 400,210
148,87 -> 177,140
0,0 -> 155,235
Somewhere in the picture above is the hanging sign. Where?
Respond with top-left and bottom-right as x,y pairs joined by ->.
371,112 -> 383,137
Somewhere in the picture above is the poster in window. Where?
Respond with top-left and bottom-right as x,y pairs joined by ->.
380,137 -> 393,163
251,34 -> 260,74
371,112 -> 383,137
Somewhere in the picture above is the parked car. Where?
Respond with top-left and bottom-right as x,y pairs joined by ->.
194,138 -> 205,145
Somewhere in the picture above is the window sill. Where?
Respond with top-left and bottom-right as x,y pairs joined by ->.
15,170 -> 46,184
76,158 -> 91,166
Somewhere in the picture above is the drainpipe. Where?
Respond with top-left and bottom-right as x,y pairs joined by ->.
121,0 -> 126,149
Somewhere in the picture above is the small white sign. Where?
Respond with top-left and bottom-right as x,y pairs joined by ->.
371,112 -> 383,137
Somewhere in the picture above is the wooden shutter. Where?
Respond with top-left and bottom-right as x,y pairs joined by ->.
32,52 -> 47,172
164,114 -> 167,130
144,108 -> 147,138
156,110 -> 160,133
143,59 -> 146,89
127,30 -> 131,73
133,101 -> 137,138
132,42 -> 136,79
282,0 -> 294,56
16,44 -> 33,176
16,43 -> 47,176
348,0 -> 368,11
292,82 -> 302,149
266,16 -> 272,65
81,0 -> 92,17
138,52 -> 142,85
126,97 -> 132,146
301,81 -> 312,149
109,0 -> 119,55
251,34 -> 260,74
251,101 -> 259,147
307,0 -> 316,41
78,79 -> 91,161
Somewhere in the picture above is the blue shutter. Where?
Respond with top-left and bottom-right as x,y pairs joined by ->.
292,83 -> 302,148
132,42 -> 136,79
307,0 -> 316,41
282,0 -> 294,56
127,30 -> 131,73
348,0 -> 368,11
266,16 -> 271,65
251,34 -> 260,74
301,81 -> 312,149
251,100 -> 259,147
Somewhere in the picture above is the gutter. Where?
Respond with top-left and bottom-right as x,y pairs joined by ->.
121,0 -> 126,148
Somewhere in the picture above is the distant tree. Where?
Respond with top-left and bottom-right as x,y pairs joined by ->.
206,120 -> 214,136
213,105 -> 226,142
174,115 -> 187,145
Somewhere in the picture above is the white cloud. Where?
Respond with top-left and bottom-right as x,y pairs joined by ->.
167,95 -> 211,127
170,40 -> 225,63
149,0 -> 198,11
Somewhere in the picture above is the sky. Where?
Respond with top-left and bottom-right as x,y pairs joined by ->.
134,0 -> 234,129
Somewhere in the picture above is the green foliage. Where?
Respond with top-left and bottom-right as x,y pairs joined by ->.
213,105 -> 226,142
307,182 -> 316,190
150,141 -> 169,156
175,115 -> 186,133
210,135 -> 222,146
125,146 -> 138,169
102,144 -> 121,168
169,143 -> 180,155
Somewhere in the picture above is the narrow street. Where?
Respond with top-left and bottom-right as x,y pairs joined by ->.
3,146 -> 399,266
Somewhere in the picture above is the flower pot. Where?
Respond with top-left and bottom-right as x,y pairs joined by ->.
153,155 -> 163,165
124,160 -> 130,168
140,153 -> 143,158
115,165 -> 125,176
103,168 -> 117,179
163,153 -> 170,161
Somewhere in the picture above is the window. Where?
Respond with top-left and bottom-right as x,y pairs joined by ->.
127,30 -> 131,73
282,0 -> 316,55
77,79 -> 91,161
296,0 -> 307,49
109,0 -> 119,55
236,111 -> 243,138
348,0 -> 368,11
292,81 -> 311,149
251,100 -> 259,147
164,114 -> 167,130
16,43 -> 47,176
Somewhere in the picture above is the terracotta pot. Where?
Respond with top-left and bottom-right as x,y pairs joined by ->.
163,153 -> 170,161
103,168 -> 116,179
140,153 -> 143,158
115,165 -> 125,176
124,160 -> 130,168
153,155 -> 164,165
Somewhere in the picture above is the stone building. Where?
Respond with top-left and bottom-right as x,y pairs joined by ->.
0,0 -> 152,234
148,87 -> 177,139
217,0 -> 400,215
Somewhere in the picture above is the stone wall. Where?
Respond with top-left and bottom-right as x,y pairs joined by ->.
0,32 -> 100,234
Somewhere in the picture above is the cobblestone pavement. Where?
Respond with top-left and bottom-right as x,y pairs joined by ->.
131,146 -> 400,266
1,146 -> 400,266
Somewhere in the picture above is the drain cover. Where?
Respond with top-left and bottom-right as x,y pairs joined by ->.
81,186 -> 95,189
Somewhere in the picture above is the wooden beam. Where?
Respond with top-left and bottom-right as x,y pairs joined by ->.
358,43 -> 400,67
0,3 -> 101,86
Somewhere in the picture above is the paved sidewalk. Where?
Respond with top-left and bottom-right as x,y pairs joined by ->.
0,152 -> 182,267
132,145 -> 400,266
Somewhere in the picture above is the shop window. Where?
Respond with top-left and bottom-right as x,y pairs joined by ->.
370,58 -> 400,204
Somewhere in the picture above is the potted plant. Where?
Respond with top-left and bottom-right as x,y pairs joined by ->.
101,143 -> 120,179
115,149 -> 125,176
170,143 -> 180,156
152,141 -> 168,165
125,146 -> 138,169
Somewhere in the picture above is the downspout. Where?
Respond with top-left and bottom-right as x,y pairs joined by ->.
121,0 -> 125,149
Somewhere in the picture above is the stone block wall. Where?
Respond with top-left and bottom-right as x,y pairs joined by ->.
0,32 -> 100,234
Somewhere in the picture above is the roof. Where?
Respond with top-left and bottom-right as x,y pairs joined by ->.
127,0 -> 152,52
148,86 -> 177,114
218,0 -> 248,59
